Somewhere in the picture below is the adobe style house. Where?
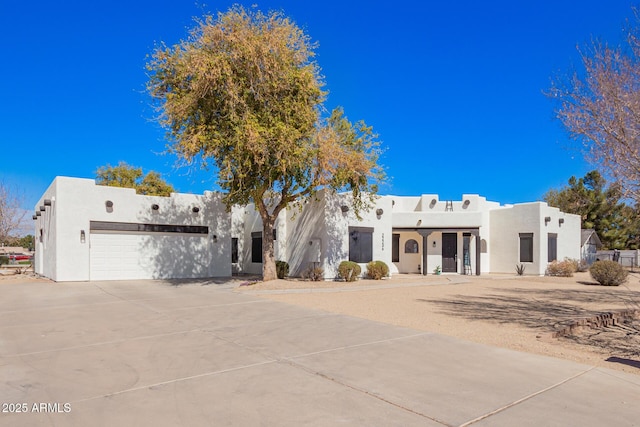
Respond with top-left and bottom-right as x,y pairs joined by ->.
34,177 -> 581,281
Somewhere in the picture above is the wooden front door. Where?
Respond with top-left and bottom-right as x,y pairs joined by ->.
442,233 -> 457,273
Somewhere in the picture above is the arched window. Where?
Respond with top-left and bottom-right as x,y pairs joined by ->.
404,239 -> 419,253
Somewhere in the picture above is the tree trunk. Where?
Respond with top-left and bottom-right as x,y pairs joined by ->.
261,218 -> 277,281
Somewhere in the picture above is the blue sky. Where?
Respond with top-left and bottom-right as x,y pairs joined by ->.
1,1 -> 635,212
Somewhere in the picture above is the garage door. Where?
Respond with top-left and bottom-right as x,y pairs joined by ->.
90,232 -> 211,281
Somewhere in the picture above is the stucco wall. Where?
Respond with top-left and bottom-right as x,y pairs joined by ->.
35,177 -> 231,281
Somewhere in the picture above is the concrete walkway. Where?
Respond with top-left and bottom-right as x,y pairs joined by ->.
0,278 -> 638,426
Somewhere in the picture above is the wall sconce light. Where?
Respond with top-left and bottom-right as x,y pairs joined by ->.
44,199 -> 52,206
433,241 -> 437,247
545,216 -> 551,224
151,204 -> 159,211
80,230 -> 86,243
32,215 -> 37,220
376,208 -> 384,216
212,234 -> 218,242
340,205 -> 349,213
417,219 -> 422,226
106,200 -> 113,208
36,211 -> 41,217
309,241 -> 313,246
192,206 -> 200,213
430,199 -> 437,208
559,218 -> 565,225
39,206 -> 45,212
463,200 -> 470,208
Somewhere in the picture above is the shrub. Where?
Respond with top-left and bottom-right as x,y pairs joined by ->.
366,260 -> 389,280
275,261 -> 289,279
302,266 -> 324,281
337,261 -> 361,282
0,256 -> 8,266
515,264 -> 526,276
546,260 -> 576,277
589,260 -> 628,286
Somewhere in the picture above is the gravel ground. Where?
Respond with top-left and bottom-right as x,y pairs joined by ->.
237,271 -> 640,375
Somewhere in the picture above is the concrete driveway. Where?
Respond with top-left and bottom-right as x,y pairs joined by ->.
0,278 -> 638,426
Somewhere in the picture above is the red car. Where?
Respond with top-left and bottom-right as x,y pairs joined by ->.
8,254 -> 32,261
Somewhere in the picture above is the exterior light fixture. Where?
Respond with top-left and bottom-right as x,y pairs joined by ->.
36,211 -> 41,217
340,205 -> 349,213
559,218 -> 565,225
430,199 -> 437,208
192,206 -> 200,213
151,204 -> 159,211
80,230 -> 86,243
105,200 -> 114,208
376,208 -> 384,216
44,199 -> 52,206
32,215 -> 37,220
39,206 -> 45,212
545,216 -> 551,224
463,200 -> 470,208
433,241 -> 437,247
212,234 -> 218,242
417,219 -> 422,226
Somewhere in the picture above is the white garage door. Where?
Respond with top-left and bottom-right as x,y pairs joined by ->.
90,232 -> 210,281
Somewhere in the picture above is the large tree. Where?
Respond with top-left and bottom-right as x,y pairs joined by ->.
543,170 -> 633,249
549,9 -> 640,202
96,162 -> 175,196
0,181 -> 26,245
147,6 -> 384,281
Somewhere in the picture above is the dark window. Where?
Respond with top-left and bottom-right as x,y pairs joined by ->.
349,227 -> 373,263
548,234 -> 557,262
90,221 -> 208,235
519,233 -> 533,263
251,232 -> 262,263
404,239 -> 419,253
231,238 -> 239,263
392,234 -> 400,262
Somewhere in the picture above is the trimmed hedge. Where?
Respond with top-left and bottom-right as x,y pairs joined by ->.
589,260 -> 628,286
366,260 -> 389,280
275,261 -> 289,279
337,261 -> 361,282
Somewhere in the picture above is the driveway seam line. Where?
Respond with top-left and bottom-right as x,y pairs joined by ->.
457,366 -> 597,427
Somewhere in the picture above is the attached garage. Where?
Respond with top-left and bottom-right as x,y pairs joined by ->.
89,221 -> 212,281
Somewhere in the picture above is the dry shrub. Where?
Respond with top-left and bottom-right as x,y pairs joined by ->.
546,260 -> 576,277
366,260 -> 389,280
589,260 -> 628,286
302,266 -> 324,281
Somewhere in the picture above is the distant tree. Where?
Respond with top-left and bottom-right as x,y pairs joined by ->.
13,234 -> 34,250
543,171 -> 633,249
0,181 -> 26,245
549,8 -> 640,203
147,6 -> 384,281
96,162 -> 174,196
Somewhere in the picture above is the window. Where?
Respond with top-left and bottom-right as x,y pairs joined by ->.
251,232 -> 262,263
519,233 -> 533,263
349,227 -> 373,263
231,238 -> 239,263
404,239 -> 419,253
548,234 -> 557,262
392,234 -> 400,262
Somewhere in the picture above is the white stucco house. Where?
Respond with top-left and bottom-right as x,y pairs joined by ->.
34,176 -> 581,281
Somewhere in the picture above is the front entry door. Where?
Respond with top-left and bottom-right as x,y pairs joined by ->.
442,233 -> 457,273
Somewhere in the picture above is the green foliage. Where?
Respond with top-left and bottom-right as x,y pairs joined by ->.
147,6 -> 384,280
337,261 -> 361,282
302,265 -> 324,281
0,256 -> 8,265
366,260 -> 389,280
546,260 -> 576,277
589,260 -> 629,286
96,162 -> 174,197
544,171 -> 635,249
275,261 -> 289,279
15,235 -> 34,250
433,265 -> 442,275
515,264 -> 526,276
